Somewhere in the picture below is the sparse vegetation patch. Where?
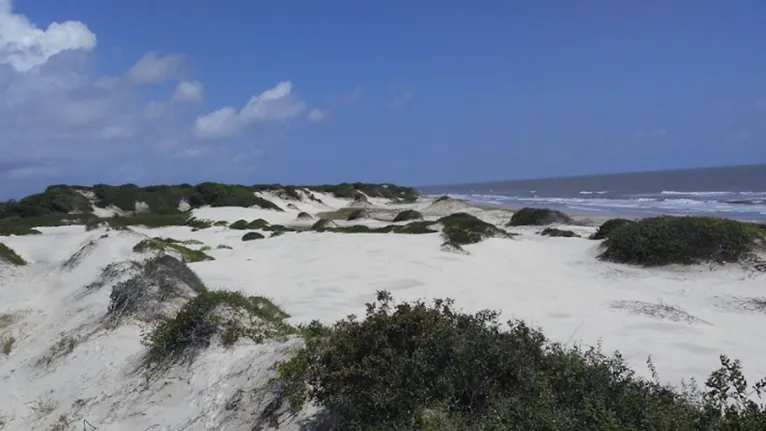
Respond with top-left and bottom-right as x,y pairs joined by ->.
133,237 -> 214,263
142,290 -> 292,367
392,209 -> 423,222
599,216 -> 765,266
242,232 -> 265,241
507,207 -> 574,226
540,227 -> 579,238
438,212 -> 509,244
0,243 -> 27,266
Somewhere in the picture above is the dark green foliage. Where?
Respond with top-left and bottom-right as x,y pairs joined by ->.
0,243 -> 27,266
142,290 -> 292,365
315,221 -> 437,235
393,209 -> 423,222
0,224 -> 42,236
277,292 -> 766,431
86,213 -> 191,230
592,218 -> 635,240
346,209 -> 369,221
230,218 -> 292,233
306,183 -> 419,203
507,207 -> 574,226
0,185 -> 92,219
133,238 -> 215,263
0,183 -> 415,227
391,221 -> 437,234
242,232 -> 265,241
540,227 -> 579,238
438,212 -> 508,244
600,216 -> 764,266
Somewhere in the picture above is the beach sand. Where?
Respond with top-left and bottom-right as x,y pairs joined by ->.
1,193 -> 765,430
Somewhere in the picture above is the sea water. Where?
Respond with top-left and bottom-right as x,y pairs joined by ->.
419,164 -> 766,221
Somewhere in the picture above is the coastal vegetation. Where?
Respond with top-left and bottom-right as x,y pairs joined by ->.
591,218 -> 634,240
507,207 -> 574,226
438,212 -> 510,244
0,243 -> 27,266
0,182 -> 420,228
276,291 -> 766,430
599,216 -> 765,266
540,227 -> 579,238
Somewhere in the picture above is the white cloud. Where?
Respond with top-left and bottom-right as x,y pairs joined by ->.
194,81 -> 306,139
172,80 -> 203,102
0,0 -> 96,72
307,108 -> 327,123
127,51 -> 185,85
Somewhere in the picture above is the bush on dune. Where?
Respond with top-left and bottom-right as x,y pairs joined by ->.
438,212 -> 509,245
591,218 -> 634,240
507,207 -> 574,226
306,183 -> 419,203
242,232 -> 265,241
143,290 -> 292,367
393,209 -> 423,222
133,237 -> 214,263
600,216 -> 765,266
0,243 -> 27,266
540,227 -> 579,238
277,291 -> 766,431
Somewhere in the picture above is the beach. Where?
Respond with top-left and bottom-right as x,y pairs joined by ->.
1,187 -> 765,430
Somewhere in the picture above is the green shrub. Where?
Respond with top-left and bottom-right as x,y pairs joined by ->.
393,209 -> 423,222
277,292 -> 766,431
133,238 -> 214,263
88,213 -> 191,230
540,227 -> 579,238
306,183 -> 419,203
507,207 -> 573,226
0,243 -> 27,266
0,225 -> 42,236
599,216 -> 764,266
391,221 -> 437,234
230,219 -> 250,230
318,222 -> 437,235
143,290 -> 292,365
242,232 -> 265,241
438,212 -> 509,244
591,218 -> 634,240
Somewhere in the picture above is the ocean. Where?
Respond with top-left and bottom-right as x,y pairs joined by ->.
418,164 -> 766,222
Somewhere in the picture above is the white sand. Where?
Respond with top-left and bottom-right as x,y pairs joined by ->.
1,195 -> 765,430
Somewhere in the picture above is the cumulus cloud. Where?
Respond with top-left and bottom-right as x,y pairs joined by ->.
172,80 -> 203,102
0,0 -> 96,72
0,1 -> 314,198
194,81 -> 306,139
307,108 -> 327,123
127,51 -> 185,84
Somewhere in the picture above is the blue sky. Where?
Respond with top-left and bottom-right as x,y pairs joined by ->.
1,0 -> 764,198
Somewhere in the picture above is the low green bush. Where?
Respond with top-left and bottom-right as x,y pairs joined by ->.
133,238 -> 214,263
599,216 -> 764,266
242,232 -> 265,241
540,227 -> 579,238
591,218 -> 634,240
0,243 -> 27,266
393,209 -> 423,222
507,207 -> 573,226
438,212 -> 509,244
143,290 -> 292,366
0,225 -> 42,236
277,292 -> 766,431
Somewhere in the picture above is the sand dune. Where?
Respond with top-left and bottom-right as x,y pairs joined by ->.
1,192 -> 765,430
